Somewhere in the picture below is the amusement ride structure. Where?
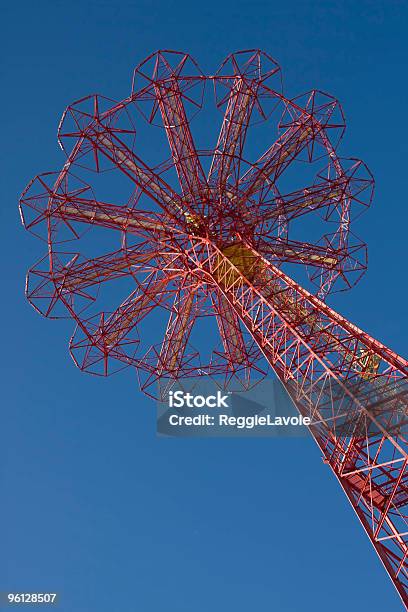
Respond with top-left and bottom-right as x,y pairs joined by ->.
20,50 -> 408,605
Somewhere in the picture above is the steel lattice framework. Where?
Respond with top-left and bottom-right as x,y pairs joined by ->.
20,50 -> 408,606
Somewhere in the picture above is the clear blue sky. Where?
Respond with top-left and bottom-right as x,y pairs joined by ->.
2,1 -> 408,610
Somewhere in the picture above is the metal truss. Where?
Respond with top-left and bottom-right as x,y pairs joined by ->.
20,50 -> 407,606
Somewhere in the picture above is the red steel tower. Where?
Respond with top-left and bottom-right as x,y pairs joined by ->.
20,50 -> 408,606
